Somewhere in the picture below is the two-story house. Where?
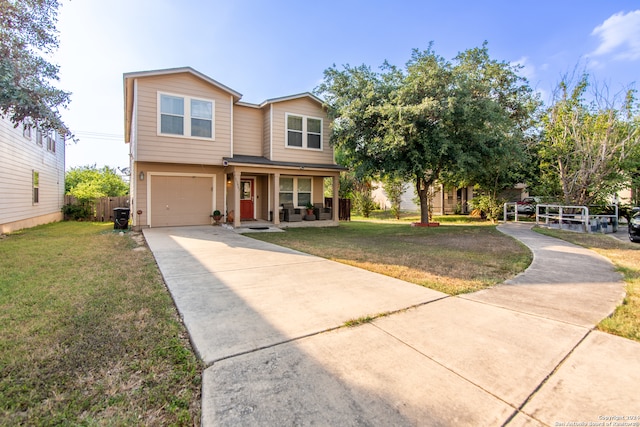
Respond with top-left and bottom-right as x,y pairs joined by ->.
0,115 -> 66,234
123,67 -> 344,229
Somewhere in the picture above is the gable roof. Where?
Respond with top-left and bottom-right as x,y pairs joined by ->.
260,92 -> 325,107
235,92 -> 325,110
124,66 -> 243,99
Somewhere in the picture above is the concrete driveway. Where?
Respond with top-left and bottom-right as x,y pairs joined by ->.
143,223 -> 640,426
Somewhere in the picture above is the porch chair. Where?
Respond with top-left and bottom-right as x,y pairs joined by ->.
282,203 -> 302,222
313,203 -> 332,221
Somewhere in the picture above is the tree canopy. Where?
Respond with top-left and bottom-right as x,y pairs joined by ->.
65,165 -> 129,202
316,43 -> 539,222
536,74 -> 640,206
0,0 -> 70,134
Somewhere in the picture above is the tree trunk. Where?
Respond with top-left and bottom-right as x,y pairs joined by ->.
416,175 -> 433,223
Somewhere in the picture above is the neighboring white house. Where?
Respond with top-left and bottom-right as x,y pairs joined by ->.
0,115 -> 65,234
372,181 -> 532,215
372,182 -> 475,215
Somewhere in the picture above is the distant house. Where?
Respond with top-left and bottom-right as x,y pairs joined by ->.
0,115 -> 66,234
372,182 -> 475,215
123,67 -> 344,229
372,182 -> 530,215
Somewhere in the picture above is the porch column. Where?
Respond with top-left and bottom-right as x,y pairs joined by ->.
440,183 -> 445,215
233,171 -> 241,228
332,174 -> 339,222
273,173 -> 280,225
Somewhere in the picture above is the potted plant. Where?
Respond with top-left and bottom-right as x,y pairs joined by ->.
211,209 -> 222,225
305,201 -> 314,216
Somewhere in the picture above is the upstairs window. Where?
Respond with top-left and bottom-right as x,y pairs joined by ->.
160,94 -> 184,135
287,115 -> 303,147
158,93 -> 214,139
190,99 -> 213,138
307,118 -> 321,149
286,113 -> 323,150
35,129 -> 43,146
23,123 -> 32,139
46,132 -> 56,152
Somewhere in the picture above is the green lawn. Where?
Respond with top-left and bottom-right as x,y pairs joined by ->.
534,227 -> 640,342
0,222 -> 201,426
5,218 -> 635,424
251,219 -> 532,295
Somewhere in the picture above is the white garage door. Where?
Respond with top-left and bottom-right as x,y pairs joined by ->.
150,175 -> 213,227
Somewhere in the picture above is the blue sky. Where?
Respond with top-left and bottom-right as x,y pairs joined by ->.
54,0 -> 640,170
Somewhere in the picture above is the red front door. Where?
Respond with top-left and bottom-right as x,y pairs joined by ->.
240,179 -> 254,220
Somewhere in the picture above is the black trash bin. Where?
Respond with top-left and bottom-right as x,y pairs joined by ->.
113,207 -> 130,230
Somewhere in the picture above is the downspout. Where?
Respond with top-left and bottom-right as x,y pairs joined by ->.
229,95 -> 234,157
131,79 -> 138,227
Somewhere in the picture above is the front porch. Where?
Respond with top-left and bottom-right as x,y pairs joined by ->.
222,155 -> 344,229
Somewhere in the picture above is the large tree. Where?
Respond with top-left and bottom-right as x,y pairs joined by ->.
0,0 -> 70,134
316,43 -> 539,223
65,165 -> 129,202
537,75 -> 640,205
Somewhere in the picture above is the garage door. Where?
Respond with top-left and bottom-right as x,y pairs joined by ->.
150,175 -> 213,227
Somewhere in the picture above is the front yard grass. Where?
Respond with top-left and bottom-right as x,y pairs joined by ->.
250,219 -> 532,295
0,222 -> 201,426
534,227 -> 640,342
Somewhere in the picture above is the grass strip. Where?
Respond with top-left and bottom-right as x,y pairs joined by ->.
0,222 -> 201,425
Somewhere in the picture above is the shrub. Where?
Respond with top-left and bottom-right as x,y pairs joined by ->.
62,203 -> 92,220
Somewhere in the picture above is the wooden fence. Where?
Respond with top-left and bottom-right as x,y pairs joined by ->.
325,197 -> 351,221
64,195 -> 130,222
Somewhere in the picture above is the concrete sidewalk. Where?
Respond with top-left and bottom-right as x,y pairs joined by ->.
143,223 -> 640,426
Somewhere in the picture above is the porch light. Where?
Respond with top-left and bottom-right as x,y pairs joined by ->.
139,171 -> 144,181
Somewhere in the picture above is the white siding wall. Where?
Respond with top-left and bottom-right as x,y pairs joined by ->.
0,116 -> 65,232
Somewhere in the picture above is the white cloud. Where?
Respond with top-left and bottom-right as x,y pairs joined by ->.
590,10 -> 640,60
511,56 -> 537,81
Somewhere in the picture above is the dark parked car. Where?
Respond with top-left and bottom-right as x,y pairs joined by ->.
516,197 -> 540,214
630,211 -> 640,243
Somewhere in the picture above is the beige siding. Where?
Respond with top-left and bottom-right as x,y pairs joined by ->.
263,107 -> 271,159
312,177 -> 325,205
269,98 -> 334,164
134,73 -> 232,165
0,116 -> 65,233
132,162 -> 225,228
233,105 -> 262,156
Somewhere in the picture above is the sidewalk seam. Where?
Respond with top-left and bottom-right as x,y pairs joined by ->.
202,295 -> 451,369
501,329 -> 593,426
370,321 -> 520,415
458,295 -> 594,330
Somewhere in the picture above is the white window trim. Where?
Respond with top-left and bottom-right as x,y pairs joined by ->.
157,91 -> 215,141
45,131 -> 55,152
32,170 -> 39,205
279,176 -> 313,208
23,119 -> 32,139
285,113 -> 323,150
35,128 -> 43,146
